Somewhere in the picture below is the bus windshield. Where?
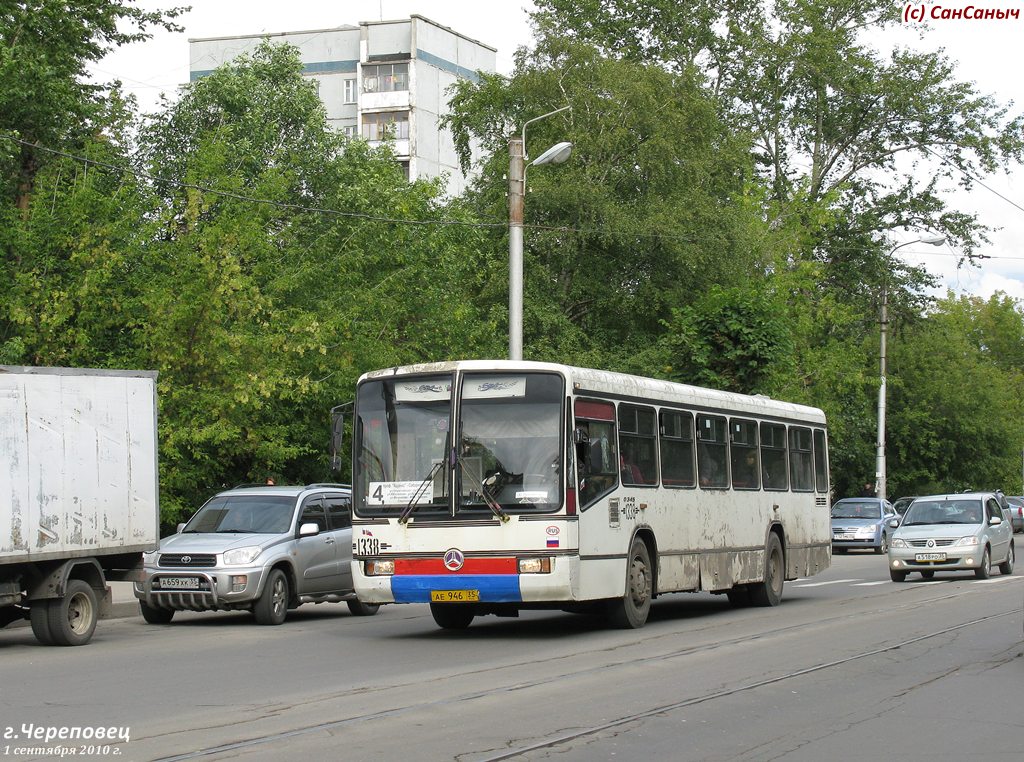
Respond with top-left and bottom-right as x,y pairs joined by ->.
457,372 -> 564,513
354,374 -> 453,516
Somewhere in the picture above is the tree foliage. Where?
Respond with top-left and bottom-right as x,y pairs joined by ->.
445,37 -> 771,366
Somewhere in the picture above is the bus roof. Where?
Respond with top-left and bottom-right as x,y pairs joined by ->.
357,360 -> 826,426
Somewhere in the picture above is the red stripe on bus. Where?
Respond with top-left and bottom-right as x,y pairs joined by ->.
394,558 -> 518,575
574,399 -> 615,421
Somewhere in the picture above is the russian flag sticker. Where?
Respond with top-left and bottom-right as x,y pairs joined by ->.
546,538 -> 559,548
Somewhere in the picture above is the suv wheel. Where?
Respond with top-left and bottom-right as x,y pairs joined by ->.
254,569 -> 289,625
347,600 -> 380,616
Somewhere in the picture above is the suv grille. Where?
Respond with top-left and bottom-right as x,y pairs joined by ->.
159,553 -> 217,567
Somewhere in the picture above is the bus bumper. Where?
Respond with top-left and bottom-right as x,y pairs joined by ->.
354,557 -> 576,605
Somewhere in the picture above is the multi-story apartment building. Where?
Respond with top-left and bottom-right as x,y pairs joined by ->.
189,15 -> 496,195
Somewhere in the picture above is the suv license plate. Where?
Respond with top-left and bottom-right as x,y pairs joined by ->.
915,552 -> 946,562
159,577 -> 201,590
430,590 -> 479,603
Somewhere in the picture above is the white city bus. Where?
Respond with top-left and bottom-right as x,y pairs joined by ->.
350,360 -> 831,629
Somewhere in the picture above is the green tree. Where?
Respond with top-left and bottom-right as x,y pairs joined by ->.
532,0 -> 1024,256
134,42 -> 498,521
0,0 -> 184,209
445,37 -> 771,367
887,292 -> 1024,496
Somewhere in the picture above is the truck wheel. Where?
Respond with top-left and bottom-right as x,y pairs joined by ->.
607,537 -> 653,628
750,534 -> 785,607
346,600 -> 380,616
429,603 -> 475,630
140,601 -> 175,624
47,580 -> 98,646
253,569 -> 289,625
30,601 -> 55,645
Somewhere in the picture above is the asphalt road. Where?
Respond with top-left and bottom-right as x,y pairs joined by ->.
1,552 -> 1021,762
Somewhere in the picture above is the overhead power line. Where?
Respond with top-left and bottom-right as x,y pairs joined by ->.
4,132 -> 1023,263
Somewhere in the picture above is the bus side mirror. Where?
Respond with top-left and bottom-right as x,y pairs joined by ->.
330,404 -> 347,472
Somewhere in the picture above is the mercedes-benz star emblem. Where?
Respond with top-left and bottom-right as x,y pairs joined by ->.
443,548 -> 464,572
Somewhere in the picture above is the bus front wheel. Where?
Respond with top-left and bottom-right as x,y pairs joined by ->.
607,537 -> 653,628
430,603 -> 475,630
750,534 -> 784,607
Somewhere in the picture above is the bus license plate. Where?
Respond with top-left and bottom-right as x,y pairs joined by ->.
431,590 -> 479,603
915,552 -> 946,562
159,577 -> 201,590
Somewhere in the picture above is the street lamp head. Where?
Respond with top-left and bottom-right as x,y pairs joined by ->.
919,235 -> 946,246
530,141 -> 573,167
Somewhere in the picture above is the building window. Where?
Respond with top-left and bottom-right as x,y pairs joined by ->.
341,124 -> 357,139
344,78 -> 357,103
363,63 -> 409,93
362,111 -> 409,141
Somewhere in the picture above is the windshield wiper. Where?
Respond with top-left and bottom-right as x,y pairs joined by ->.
398,460 -> 446,525
458,457 -> 510,523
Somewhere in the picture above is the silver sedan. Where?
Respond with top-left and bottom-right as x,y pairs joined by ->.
888,492 -> 1015,581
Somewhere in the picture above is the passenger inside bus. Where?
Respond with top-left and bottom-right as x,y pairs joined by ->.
620,454 -> 644,485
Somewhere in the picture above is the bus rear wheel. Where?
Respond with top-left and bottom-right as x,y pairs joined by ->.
607,537 -> 652,628
749,534 -> 784,607
430,603 -> 475,630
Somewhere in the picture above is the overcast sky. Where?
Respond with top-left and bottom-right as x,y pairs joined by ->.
91,1 -> 1024,301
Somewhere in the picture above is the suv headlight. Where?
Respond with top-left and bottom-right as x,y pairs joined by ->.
954,536 -> 979,547
223,546 -> 262,565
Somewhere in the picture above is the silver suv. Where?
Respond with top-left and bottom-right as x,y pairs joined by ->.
134,484 -> 379,625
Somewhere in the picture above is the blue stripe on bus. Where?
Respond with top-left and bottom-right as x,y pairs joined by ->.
391,574 -> 522,603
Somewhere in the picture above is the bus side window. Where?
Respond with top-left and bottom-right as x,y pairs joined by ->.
696,414 -> 728,489
813,428 -> 829,493
760,422 -> 788,491
574,399 -> 618,507
659,410 -> 695,488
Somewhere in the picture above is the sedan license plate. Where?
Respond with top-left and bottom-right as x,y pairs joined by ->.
430,590 -> 480,603
159,576 -> 201,590
915,552 -> 947,562
834,533 -> 855,540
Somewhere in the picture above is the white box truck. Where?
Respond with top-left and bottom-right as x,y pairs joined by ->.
0,366 -> 159,645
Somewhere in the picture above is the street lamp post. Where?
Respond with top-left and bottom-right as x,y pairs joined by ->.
876,234 -> 946,500
508,106 -> 572,360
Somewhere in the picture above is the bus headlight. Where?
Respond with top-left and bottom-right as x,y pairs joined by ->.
518,557 -> 551,574
365,560 -> 394,576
